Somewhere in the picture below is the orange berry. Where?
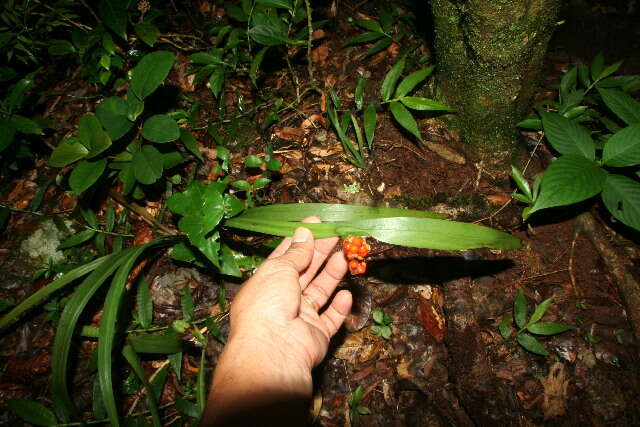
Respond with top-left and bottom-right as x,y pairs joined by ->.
351,237 -> 363,247
358,245 -> 369,258
343,243 -> 353,253
355,261 -> 367,275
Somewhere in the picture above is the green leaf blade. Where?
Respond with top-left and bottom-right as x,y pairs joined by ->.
400,96 -> 452,112
527,322 -> 574,335
389,101 -> 421,141
540,112 -> 595,160
381,57 -> 405,102
141,114 -> 180,143
516,333 -> 549,356
8,398 -> 57,426
529,297 -> 554,324
603,124 -> 640,167
130,51 -> 175,100
601,174 -> 640,232
394,66 -> 434,98
598,88 -> 640,125
133,145 -> 164,185
514,290 -> 528,329
69,159 -> 107,195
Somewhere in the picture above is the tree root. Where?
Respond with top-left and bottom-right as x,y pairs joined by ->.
574,212 -> 640,354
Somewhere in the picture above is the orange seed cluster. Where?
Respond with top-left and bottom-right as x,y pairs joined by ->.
343,236 -> 370,275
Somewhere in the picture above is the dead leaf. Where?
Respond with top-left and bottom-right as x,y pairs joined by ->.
301,114 -> 326,130
311,45 -> 330,63
274,126 -> 305,142
309,144 -> 342,157
422,140 -> 466,164
540,362 -> 569,419
486,193 -> 511,205
309,391 -> 322,423
334,329 -> 381,364
418,297 -> 445,343
311,29 -> 326,40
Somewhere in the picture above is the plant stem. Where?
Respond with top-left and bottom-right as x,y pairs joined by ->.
108,190 -> 177,236
304,0 -> 315,84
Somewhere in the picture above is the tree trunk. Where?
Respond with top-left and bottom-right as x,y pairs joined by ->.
430,0 -> 561,171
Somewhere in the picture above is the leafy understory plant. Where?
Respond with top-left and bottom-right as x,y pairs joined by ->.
371,308 -> 392,339
344,6 -> 415,59
513,53 -> 640,231
348,385 -> 371,422
499,290 -> 574,356
327,54 -> 453,167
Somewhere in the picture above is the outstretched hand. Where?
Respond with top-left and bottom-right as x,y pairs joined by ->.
204,217 -> 352,426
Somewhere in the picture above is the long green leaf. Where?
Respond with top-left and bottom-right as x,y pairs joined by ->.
400,96 -> 453,112
137,279 -> 153,329
517,333 -> 549,356
394,66 -> 434,98
196,349 -> 206,416
0,257 -> 108,330
513,290 -> 528,329
99,246 -> 148,427
122,345 -> 162,427
226,216 -> 520,250
235,203 -> 447,221
381,56 -> 405,102
528,297 -> 553,324
389,101 -> 422,141
540,112 -> 595,160
364,104 -> 377,149
128,331 -> 184,353
8,398 -> 57,426
598,88 -> 640,125
130,51 -> 175,100
527,322 -> 574,335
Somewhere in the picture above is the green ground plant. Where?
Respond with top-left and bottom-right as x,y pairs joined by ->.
513,53 -> 640,232
499,290 -> 574,356
371,308 -> 392,339
348,385 -> 371,422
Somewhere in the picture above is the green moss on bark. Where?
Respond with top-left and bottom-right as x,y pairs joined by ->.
430,0 -> 560,171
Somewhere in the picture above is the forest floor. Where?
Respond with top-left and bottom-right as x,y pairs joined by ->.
1,1 -> 640,426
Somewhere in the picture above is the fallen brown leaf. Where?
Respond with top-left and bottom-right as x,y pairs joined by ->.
311,45 -> 330,63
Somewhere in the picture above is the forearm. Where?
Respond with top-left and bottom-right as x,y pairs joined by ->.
202,334 -> 313,426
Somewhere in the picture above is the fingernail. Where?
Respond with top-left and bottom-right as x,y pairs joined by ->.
293,227 -> 311,243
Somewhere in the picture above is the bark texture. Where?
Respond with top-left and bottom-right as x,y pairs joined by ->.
430,0 -> 561,170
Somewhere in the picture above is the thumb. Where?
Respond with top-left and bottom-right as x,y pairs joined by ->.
275,226 -> 315,273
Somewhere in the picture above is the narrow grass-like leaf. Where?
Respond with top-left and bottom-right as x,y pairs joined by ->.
381,57 -> 405,102
0,257 -> 107,330
99,245 -> 148,427
181,284 -> 194,321
364,37 -> 392,57
344,31 -> 384,46
235,203 -> 447,221
517,333 -> 549,356
250,46 -> 269,87
196,349 -> 206,415
514,290 -> 528,329
400,96 -> 452,112
128,331 -> 184,353
527,322 -> 574,335
528,297 -> 554,324
390,101 -> 422,141
602,124 -> 640,167
511,166 -> 532,200
8,398 -> 57,426
137,279 -> 153,329
598,88 -> 640,125
530,155 -> 607,214
394,66 -> 434,98
591,52 -> 604,81
122,345 -> 162,427
52,250 -> 132,421
58,230 -> 96,250
364,105 -> 376,149
355,73 -> 366,110
601,174 -> 640,231
180,129 -> 203,162
540,112 -> 595,160
168,352 -> 182,380
150,364 -> 169,402
175,398 -> 200,418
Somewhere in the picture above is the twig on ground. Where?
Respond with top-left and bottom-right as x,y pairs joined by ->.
108,190 -> 177,236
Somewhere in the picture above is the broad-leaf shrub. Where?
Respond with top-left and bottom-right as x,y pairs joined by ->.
513,54 -> 640,231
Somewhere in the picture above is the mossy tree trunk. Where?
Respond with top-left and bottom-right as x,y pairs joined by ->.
430,0 -> 561,170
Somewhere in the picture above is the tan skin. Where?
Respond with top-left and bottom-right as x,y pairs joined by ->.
202,218 -> 353,426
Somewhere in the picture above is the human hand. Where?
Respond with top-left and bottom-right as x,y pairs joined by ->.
204,217 -> 352,425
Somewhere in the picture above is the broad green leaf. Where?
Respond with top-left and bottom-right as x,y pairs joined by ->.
499,313 -> 513,339
118,163 -> 136,195
364,105 -> 376,149
134,21 -> 160,47
599,59 -> 623,81
100,246 -> 148,427
122,345 -> 162,427
128,332 -> 184,353
220,244 -> 242,277
390,101 -> 421,141
253,177 -> 271,189
181,284 -> 194,321
180,129 -> 203,162
133,145 -> 164,185
514,290 -> 527,329
400,96 -> 452,112
48,39 -> 77,56
528,297 -> 554,324
516,118 -> 542,130
137,279 -> 153,329
530,155 -> 607,214
598,88 -> 640,125
167,181 -> 225,221
8,74 -> 35,112
232,180 -> 251,191
577,63 -> 590,87
344,31 -> 385,46
11,115 -> 43,134
250,46 -> 269,87
125,94 -> 144,122
141,114 -> 180,143
0,117 -> 15,152
162,151 -> 184,169
540,112 -> 595,159
175,398 -> 200,418
603,124 -> 640,167
516,333 -> 549,356
225,215 -> 520,250
96,97 -> 133,141
8,398 -> 57,426
559,67 -> 577,102
511,165 -> 532,200
249,24 -> 288,46
527,322 -> 574,335
601,174 -> 640,232
591,52 -> 604,81
149,364 -> 169,402
245,155 -> 264,167
168,352 -> 182,380
130,51 -> 175,100
69,159 -> 107,194
236,203 -> 447,221
78,114 -> 103,149
99,0 -> 128,40
395,66 -> 435,98
59,230 -> 96,249
381,56 -> 405,102
189,52 -> 223,64
209,67 -> 224,98
48,138 -> 89,167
